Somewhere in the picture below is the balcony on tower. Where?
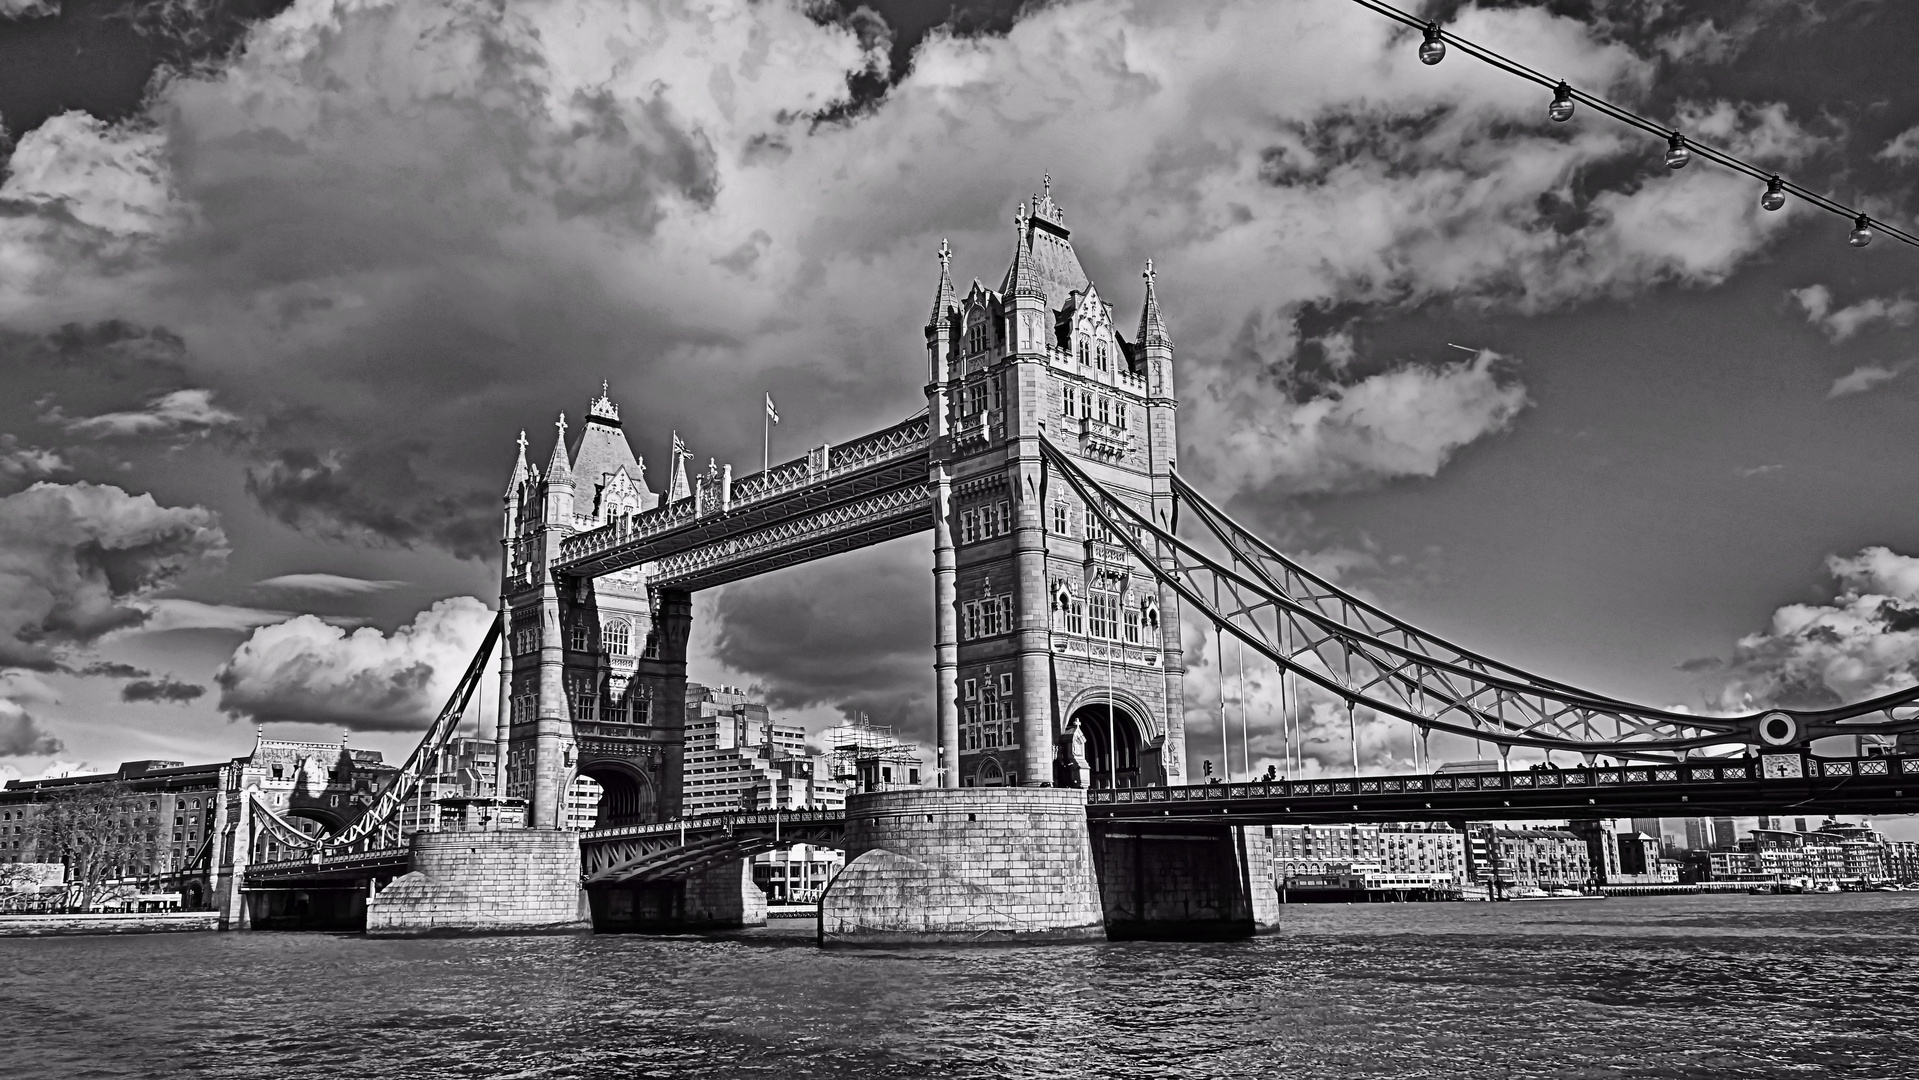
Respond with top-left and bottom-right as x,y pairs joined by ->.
1073,415 -> 1131,460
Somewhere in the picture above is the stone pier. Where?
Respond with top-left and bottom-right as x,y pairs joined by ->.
588,860 -> 768,932
1091,821 -> 1280,939
365,828 -> 590,936
819,787 -> 1105,945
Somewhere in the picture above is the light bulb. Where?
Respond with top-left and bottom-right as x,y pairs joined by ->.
1418,24 -> 1445,65
1664,133 -> 1691,170
1850,214 -> 1873,248
1760,177 -> 1785,212
1548,83 -> 1574,123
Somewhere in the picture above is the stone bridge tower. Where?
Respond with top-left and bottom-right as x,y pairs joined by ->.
926,183 -> 1186,790
498,386 -> 687,830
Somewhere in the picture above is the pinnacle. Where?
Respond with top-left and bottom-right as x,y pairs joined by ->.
928,238 -> 957,326
1137,258 -> 1171,348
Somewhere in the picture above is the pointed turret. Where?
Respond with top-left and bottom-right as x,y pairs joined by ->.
1137,259 -> 1171,349
666,432 -> 692,503
504,429 -> 530,497
928,238 -> 957,328
542,412 -> 575,526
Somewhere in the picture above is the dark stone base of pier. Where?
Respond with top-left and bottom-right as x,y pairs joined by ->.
589,860 -> 769,931
1092,821 -> 1280,940
818,788 -> 1106,946
245,886 -> 368,931
364,829 -> 591,936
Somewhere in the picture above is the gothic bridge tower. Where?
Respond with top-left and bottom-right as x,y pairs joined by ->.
926,183 -> 1185,790
498,385 -> 688,830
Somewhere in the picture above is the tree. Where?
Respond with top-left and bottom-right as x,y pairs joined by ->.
27,782 -> 162,910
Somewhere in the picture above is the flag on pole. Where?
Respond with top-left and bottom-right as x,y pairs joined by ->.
672,431 -> 687,457
765,393 -> 780,424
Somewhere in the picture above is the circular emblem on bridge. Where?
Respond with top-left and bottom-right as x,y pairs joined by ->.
1758,711 -> 1798,748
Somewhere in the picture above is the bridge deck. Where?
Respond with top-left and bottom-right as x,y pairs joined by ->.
1088,754 -> 1919,824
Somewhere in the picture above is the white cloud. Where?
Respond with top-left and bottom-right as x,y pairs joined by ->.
0,482 -> 227,668
252,573 -> 404,597
214,596 -> 493,731
0,1 -> 58,21
1878,124 -> 1919,163
1713,547 -> 1919,711
55,388 -> 244,438
128,598 -> 298,634
1828,363 -> 1909,399
1789,285 -> 1919,342
1653,20 -> 1749,65
0,435 -> 67,481
1195,348 -> 1528,495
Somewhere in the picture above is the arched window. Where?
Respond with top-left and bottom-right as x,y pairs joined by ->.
1096,344 -> 1108,372
1077,339 -> 1089,365
603,618 -> 630,656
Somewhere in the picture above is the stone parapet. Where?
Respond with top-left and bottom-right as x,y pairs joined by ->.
365,829 -> 589,937
819,787 -> 1105,946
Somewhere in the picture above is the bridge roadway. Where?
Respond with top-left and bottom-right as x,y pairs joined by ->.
1087,752 -> 1919,824
243,753 -> 1918,889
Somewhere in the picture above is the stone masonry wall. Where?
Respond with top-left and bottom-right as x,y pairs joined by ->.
365,829 -> 590,936
819,787 -> 1104,945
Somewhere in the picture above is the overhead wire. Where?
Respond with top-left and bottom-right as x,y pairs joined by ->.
1342,0 -> 1919,249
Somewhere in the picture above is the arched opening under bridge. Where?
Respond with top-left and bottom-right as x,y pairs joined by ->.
1068,701 -> 1143,789
576,759 -> 658,829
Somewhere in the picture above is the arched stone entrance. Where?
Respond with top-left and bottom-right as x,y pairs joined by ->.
576,759 -> 658,829
1065,701 -> 1144,789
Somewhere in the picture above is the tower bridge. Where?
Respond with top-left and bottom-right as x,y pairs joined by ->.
219,182 -> 1919,941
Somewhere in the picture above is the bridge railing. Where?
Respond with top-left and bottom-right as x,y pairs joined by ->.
560,415 -> 930,566
244,846 -> 411,880
581,808 -> 846,842
1086,754 -> 1914,806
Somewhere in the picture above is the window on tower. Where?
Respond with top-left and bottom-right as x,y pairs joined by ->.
568,622 -> 591,652
603,618 -> 630,656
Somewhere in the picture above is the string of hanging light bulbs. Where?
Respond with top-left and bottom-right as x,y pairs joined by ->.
1345,0 -> 1919,250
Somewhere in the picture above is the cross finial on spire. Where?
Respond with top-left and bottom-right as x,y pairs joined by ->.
1143,258 -> 1155,285
938,238 -> 951,268
556,411 -> 567,444
600,379 -> 609,398
1042,172 -> 1051,196
516,429 -> 528,456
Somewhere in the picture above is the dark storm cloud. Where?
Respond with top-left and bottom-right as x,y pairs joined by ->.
74,659 -> 147,677
709,537 -> 933,736
0,703 -> 62,756
0,481 -> 227,669
120,675 -> 204,703
245,445 -> 497,558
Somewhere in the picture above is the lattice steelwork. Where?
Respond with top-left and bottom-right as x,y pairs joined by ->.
1041,439 -> 1919,758
579,811 -> 844,884
247,620 -> 499,855
559,414 -> 931,578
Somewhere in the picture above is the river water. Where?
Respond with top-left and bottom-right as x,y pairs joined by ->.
3,892 -> 1916,1079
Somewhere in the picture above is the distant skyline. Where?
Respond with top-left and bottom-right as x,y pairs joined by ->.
1,0 -> 1918,823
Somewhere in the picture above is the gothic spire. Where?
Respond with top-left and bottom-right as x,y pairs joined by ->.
544,412 -> 572,483
504,429 -> 529,496
1137,258 -> 1171,348
666,431 -> 691,503
928,238 -> 957,326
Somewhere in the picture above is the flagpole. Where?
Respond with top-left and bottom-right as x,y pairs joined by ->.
763,405 -> 770,475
